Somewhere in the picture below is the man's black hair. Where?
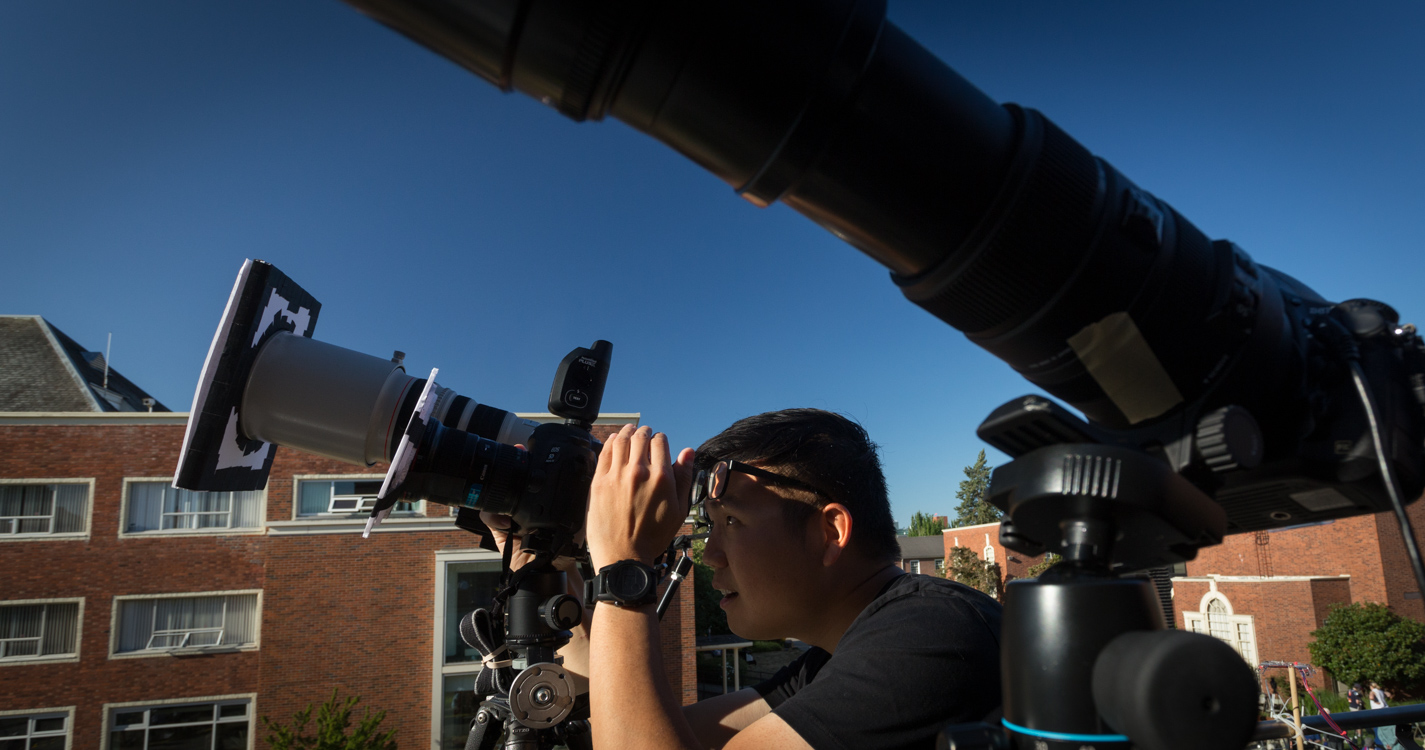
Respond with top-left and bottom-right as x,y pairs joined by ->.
695,408 -> 901,564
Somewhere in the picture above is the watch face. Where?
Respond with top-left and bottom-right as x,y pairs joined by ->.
610,563 -> 653,600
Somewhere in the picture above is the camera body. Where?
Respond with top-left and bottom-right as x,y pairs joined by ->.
977,276 -> 1425,554
378,342 -> 612,555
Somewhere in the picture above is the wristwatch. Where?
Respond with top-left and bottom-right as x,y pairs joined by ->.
586,559 -> 658,608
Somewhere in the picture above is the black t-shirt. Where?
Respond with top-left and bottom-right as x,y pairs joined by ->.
753,573 -> 1002,750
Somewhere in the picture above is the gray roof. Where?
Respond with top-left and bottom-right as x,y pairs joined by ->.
0,316 -> 169,413
896,534 -> 946,560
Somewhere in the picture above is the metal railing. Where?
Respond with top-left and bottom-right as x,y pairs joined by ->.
1252,704 -> 1425,750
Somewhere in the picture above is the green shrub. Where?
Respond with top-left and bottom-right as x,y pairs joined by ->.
1308,602 -> 1425,697
1297,687 -> 1349,716
260,689 -> 396,750
947,546 -> 1001,599
1023,553 -> 1061,579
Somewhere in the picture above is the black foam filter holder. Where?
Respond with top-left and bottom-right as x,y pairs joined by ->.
174,259 -> 321,492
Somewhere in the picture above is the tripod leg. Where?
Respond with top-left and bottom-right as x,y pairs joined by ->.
465,704 -> 504,750
561,719 -> 593,750
500,719 -> 540,750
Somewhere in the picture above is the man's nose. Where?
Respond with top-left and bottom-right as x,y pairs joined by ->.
703,535 -> 728,569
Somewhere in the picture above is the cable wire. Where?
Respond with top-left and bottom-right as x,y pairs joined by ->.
1347,360 -> 1425,601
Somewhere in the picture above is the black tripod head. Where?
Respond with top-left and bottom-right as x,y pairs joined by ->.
939,403 -> 1261,750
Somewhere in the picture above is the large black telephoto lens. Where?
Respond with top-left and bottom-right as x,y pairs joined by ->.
396,419 -> 530,512
339,0 -> 1425,529
340,0 -> 1295,429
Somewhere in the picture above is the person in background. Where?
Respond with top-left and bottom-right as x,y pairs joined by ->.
1367,681 -> 1395,750
1348,683 -> 1365,711
1346,682 -> 1365,747
1369,681 -> 1391,710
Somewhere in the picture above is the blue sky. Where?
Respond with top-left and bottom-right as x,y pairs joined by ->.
3,1 -> 1422,529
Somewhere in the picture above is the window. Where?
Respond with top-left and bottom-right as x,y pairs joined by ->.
0,709 -> 70,749
934,559 -> 945,574
0,484 -> 88,537
107,699 -> 250,750
125,482 -> 262,533
296,479 -> 416,517
1183,592 -> 1258,667
0,601 -> 80,662
114,593 -> 259,655
435,554 -> 503,749
908,560 -> 921,574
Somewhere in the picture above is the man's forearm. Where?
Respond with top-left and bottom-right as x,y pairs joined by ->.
589,603 -> 701,750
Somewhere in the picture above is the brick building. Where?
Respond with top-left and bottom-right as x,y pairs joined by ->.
896,535 -> 947,577
0,316 -> 696,749
1171,508 -> 1425,691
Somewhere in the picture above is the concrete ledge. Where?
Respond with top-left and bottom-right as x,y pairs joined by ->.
265,517 -> 463,536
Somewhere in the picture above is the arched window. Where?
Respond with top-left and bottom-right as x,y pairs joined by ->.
982,534 -> 995,564
1183,590 -> 1258,667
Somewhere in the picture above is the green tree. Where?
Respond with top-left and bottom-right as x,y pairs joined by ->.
261,689 -> 397,750
947,546 -> 1002,599
1024,553 -> 1061,579
952,451 -> 1001,528
1308,602 -> 1425,696
690,539 -> 731,636
907,511 -> 948,537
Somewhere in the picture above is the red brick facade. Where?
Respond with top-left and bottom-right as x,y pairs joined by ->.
1171,497 -> 1425,692
942,522 -> 1047,584
0,415 -> 696,748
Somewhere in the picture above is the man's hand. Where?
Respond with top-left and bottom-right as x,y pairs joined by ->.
586,424 -> 695,570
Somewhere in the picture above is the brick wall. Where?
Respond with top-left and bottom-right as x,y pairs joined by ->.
1374,500 -> 1425,621
899,557 -> 943,575
0,418 -> 695,748
660,522 -> 699,706
1,423 -> 267,743
1186,516 -> 1387,604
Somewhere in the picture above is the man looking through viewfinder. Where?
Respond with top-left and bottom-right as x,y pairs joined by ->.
485,408 -> 1002,750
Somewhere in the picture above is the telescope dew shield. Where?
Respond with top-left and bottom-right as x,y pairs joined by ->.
174,259 -> 321,493
241,332 -> 416,466
177,259 -> 540,496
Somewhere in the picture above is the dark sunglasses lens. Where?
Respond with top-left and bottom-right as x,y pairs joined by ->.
692,470 -> 710,524
710,462 -> 728,500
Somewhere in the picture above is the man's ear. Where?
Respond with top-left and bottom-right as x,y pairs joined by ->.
815,503 -> 854,567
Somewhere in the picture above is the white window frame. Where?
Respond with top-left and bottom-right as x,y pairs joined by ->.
908,559 -> 921,574
1183,591 -> 1259,667
0,706 -> 75,750
118,478 -> 266,538
266,474 -> 453,537
109,590 -> 262,660
432,549 -> 503,749
290,474 -> 423,519
0,598 -> 83,666
0,479 -> 94,542
100,694 -> 255,750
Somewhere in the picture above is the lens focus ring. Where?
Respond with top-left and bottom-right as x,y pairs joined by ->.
480,442 -> 528,514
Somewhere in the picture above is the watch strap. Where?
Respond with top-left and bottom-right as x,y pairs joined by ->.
587,559 -> 658,608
